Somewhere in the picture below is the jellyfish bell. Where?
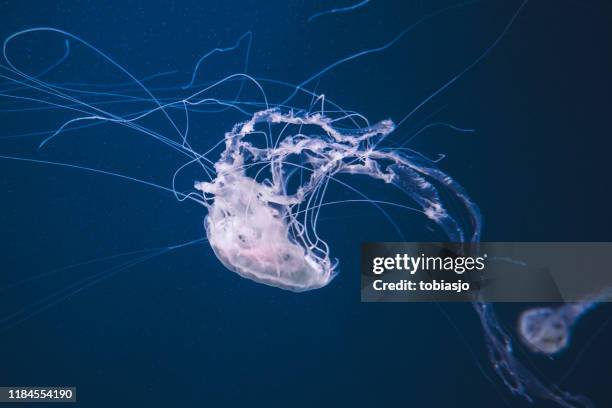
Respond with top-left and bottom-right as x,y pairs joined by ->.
195,171 -> 336,292
518,299 -> 604,357
518,307 -> 570,355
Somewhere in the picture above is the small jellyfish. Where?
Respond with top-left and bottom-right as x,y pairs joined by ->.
519,307 -> 572,355
518,300 -> 599,355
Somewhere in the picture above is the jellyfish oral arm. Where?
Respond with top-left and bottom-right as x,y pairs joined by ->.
195,109 -> 480,292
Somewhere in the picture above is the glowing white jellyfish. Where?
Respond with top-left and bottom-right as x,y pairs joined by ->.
519,295 -> 605,355
519,306 -> 577,355
194,109 -> 477,291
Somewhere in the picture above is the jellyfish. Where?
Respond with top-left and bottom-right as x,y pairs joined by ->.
519,306 -> 574,355
194,108 -> 479,291
519,295 -> 607,355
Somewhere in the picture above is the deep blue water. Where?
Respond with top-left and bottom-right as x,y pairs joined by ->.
1,1 -> 611,407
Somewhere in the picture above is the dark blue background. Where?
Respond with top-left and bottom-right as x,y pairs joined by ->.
1,1 -> 611,407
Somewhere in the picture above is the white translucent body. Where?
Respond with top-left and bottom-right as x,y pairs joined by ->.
518,307 -> 570,355
518,297 -> 604,355
196,172 -> 332,291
